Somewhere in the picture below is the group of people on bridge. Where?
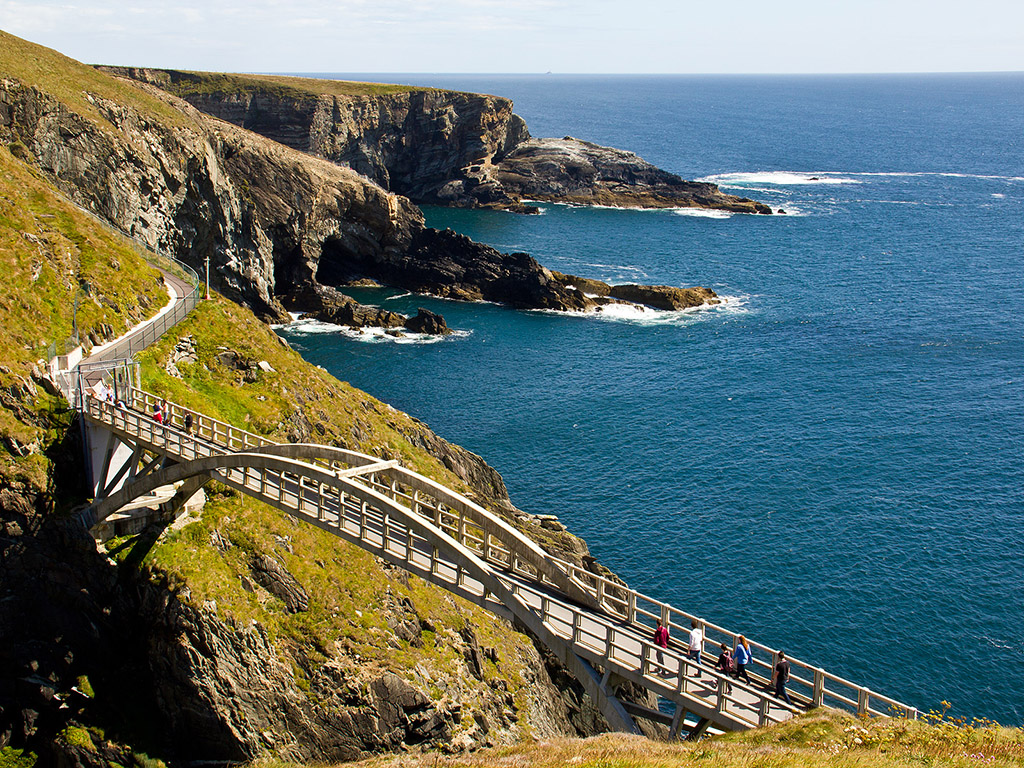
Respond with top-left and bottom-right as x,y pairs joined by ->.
653,618 -> 792,708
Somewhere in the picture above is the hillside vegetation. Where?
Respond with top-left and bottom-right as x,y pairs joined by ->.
344,709 -> 1024,768
0,143 -> 165,491
0,30 -> 195,129
134,70 -> 432,100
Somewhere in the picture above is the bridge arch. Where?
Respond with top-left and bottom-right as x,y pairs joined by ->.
81,447 -> 642,733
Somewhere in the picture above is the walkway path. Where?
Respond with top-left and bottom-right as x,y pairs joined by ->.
77,387 -> 918,738
62,245 -> 916,738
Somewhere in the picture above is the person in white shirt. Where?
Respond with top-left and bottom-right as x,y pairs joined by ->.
688,619 -> 703,678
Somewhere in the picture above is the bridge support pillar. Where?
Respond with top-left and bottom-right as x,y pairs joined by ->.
687,717 -> 711,740
669,706 -> 687,740
566,655 -> 641,736
86,421 -> 137,497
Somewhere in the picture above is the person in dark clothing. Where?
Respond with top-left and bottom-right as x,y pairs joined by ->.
714,642 -> 734,694
772,651 -> 792,706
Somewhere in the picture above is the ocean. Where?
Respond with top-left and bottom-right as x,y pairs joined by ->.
277,73 -> 1024,724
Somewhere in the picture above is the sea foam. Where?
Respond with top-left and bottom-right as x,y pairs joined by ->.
276,315 -> 467,345
673,208 -> 733,219
533,293 -> 751,327
699,171 -> 863,186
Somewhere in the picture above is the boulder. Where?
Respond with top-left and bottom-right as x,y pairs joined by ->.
404,308 -> 450,335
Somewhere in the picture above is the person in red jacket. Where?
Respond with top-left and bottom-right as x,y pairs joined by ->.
652,619 -> 669,674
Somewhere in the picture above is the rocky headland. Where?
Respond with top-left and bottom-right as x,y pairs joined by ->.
0,43 -> 731,338
99,68 -> 772,216
2,32 -> 679,764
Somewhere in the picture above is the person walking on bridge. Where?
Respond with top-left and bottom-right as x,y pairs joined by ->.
652,619 -> 669,674
688,619 -> 704,678
734,635 -> 753,684
771,650 -> 792,707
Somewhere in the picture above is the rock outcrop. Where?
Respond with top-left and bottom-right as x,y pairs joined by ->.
99,68 -> 772,215
1,60 -> 723,324
496,137 -> 771,213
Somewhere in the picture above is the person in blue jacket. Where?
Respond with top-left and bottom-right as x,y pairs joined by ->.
733,635 -> 753,684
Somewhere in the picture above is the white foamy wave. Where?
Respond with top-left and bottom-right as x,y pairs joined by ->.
274,316 -> 343,334
852,171 -> 1024,182
578,262 -> 649,276
673,208 -> 733,219
718,185 -> 795,195
992,193 -> 1006,198
699,171 -> 862,186
275,316 -> 466,344
773,205 -> 809,217
336,327 -> 470,345
532,293 -> 751,327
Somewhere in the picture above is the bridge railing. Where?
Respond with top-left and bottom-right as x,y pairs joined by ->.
121,387 -> 580,596
82,398 -> 793,730
553,558 -> 917,719
86,388 -> 916,723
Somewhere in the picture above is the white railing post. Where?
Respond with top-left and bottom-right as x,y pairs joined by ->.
813,668 -> 824,707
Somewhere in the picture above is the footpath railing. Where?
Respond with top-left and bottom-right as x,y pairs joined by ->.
84,388 -> 919,725
82,393 -> 790,730
92,258 -> 201,364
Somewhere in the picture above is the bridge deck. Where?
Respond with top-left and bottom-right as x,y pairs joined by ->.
78,390 -> 917,736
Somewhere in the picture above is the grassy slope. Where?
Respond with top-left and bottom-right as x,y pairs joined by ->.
339,710 -> 1024,768
0,30 -> 195,129
135,296 -> 482,486
0,144 -> 166,490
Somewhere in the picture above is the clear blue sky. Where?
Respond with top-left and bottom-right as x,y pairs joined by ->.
2,0 -> 1022,74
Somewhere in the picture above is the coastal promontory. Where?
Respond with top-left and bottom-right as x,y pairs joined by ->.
98,68 -> 772,215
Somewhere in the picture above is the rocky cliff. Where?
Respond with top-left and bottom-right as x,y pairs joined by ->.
1,48 -> 724,331
100,68 -> 772,215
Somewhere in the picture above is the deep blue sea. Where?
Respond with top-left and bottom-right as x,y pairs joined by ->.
279,74 -> 1024,724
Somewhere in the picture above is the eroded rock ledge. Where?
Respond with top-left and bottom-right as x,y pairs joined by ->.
317,227 -> 720,316
98,68 -> 772,215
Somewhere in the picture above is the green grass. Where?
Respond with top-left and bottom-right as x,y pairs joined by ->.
60,725 -> 97,752
0,748 -> 36,768
135,295 -> 488,494
149,70 -> 432,101
0,30 -> 196,130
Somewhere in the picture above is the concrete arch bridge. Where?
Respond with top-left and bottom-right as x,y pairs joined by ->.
78,387 -> 917,740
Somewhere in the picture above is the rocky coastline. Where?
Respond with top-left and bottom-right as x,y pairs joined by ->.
99,68 -> 773,216
0,31 -> 710,764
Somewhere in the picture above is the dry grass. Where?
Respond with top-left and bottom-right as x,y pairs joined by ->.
253,710 -> 1022,768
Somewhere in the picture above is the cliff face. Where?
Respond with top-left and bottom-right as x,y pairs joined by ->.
101,68 -> 531,210
0,75 -> 426,322
100,68 -> 772,215
1,64 -> 715,328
